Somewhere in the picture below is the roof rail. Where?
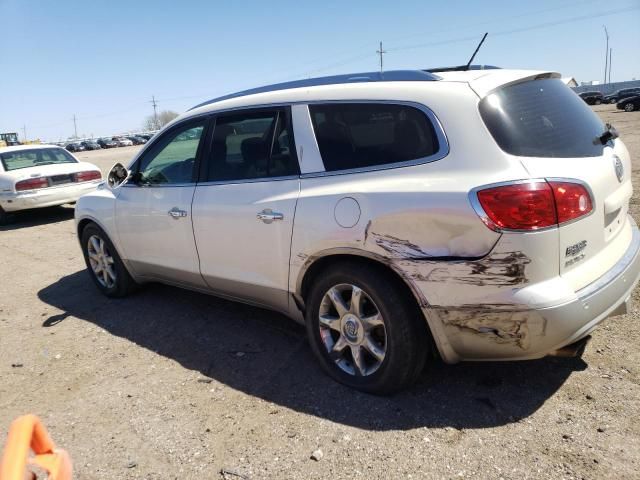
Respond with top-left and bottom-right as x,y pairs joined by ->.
425,65 -> 501,73
189,70 -> 440,111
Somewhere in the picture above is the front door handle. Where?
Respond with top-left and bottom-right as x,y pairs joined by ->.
168,207 -> 188,219
257,208 -> 284,224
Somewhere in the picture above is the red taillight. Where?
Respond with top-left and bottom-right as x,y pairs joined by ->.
15,177 -> 49,191
549,181 -> 593,224
475,180 -> 592,231
74,170 -> 102,182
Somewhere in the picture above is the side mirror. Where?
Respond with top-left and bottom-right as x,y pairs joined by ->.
107,163 -> 129,188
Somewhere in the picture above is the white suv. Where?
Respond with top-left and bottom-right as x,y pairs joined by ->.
75,68 -> 640,393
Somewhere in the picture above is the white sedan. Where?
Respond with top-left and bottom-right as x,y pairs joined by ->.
0,144 -> 102,224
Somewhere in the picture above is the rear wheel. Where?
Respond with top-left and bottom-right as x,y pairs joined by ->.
595,99 -> 602,105
305,261 -> 428,394
610,98 -> 617,104
624,103 -> 635,112
81,223 -> 136,297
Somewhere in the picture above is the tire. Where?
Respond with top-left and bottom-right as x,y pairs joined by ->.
610,98 -> 617,104
0,206 -> 12,226
305,261 -> 429,394
80,223 -> 136,297
595,99 -> 602,105
624,103 -> 635,112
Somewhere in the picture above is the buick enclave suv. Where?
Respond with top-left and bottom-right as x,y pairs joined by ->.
75,69 -> 640,393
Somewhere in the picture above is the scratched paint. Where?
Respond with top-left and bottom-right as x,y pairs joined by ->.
424,252 -> 531,287
434,305 -> 547,350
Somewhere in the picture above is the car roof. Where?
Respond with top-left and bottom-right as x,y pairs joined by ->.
190,70 -> 439,111
183,68 -> 559,121
0,144 -> 61,154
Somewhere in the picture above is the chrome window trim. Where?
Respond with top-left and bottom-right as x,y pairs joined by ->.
468,177 -> 596,233
127,99 -> 449,186
196,174 -> 299,187
120,182 -> 196,189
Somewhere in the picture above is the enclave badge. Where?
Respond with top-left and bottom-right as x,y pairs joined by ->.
614,155 -> 624,183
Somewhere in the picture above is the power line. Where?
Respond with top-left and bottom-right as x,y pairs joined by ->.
388,5 -> 639,54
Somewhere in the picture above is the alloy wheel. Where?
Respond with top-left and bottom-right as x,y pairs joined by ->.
87,235 -> 117,288
318,283 -> 387,376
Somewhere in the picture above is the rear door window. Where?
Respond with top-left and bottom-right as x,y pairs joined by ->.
479,78 -> 606,158
207,109 -> 299,182
309,103 -> 440,172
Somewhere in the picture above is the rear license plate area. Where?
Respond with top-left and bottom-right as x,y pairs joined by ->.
49,174 -> 73,186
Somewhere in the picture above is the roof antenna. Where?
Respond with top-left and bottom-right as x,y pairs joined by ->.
464,32 -> 488,71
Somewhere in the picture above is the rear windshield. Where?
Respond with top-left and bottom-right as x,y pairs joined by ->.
479,78 -> 606,158
0,148 -> 77,171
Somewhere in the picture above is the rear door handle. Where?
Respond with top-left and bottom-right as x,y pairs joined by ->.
257,208 -> 284,224
168,207 -> 188,219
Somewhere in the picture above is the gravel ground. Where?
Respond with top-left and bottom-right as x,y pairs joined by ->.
1,105 -> 639,479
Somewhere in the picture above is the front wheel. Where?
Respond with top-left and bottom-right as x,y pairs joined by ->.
624,103 -> 636,112
80,223 -> 136,297
305,262 -> 429,394
595,99 -> 602,105
610,98 -> 617,104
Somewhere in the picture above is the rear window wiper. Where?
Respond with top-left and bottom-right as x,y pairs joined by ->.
594,123 -> 619,145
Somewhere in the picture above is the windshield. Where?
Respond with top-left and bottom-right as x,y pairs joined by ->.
0,148 -> 77,171
479,78 -> 606,158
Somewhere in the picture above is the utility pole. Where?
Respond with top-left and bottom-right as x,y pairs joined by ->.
608,47 -> 612,84
603,25 -> 609,85
150,95 -> 159,130
72,114 -> 78,139
22,125 -> 27,142
376,41 -> 386,73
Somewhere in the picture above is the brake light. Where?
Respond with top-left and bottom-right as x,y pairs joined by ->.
74,170 -> 102,182
15,177 -> 49,191
549,181 -> 593,224
475,180 -> 592,231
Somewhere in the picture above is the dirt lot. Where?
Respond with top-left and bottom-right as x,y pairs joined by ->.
1,106 -> 640,479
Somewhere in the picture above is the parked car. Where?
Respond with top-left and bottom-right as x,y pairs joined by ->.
578,91 -> 604,105
112,137 -> 133,147
0,145 -> 102,224
97,138 -> 117,149
127,136 -> 147,145
75,69 -> 640,393
616,95 -> 640,112
604,87 -> 640,104
81,141 -> 102,151
65,142 -> 85,152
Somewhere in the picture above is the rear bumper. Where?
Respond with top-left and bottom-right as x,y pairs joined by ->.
423,216 -> 640,363
0,181 -> 101,212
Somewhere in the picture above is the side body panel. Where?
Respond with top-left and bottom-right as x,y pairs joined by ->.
114,185 -> 206,288
192,178 -> 300,314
